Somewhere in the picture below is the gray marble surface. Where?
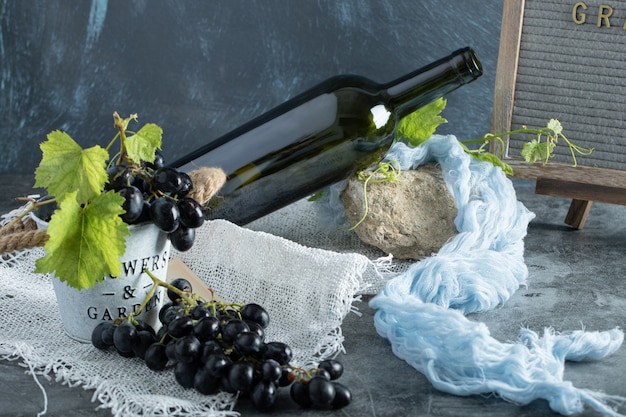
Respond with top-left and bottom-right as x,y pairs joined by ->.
1,175 -> 625,417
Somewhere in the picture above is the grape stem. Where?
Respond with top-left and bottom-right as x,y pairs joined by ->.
113,112 -> 132,165
282,365 -> 329,384
145,268 -> 198,305
119,268 -> 199,324
348,160 -> 401,231
465,120 -> 593,167
1,196 -> 57,230
138,268 -> 244,321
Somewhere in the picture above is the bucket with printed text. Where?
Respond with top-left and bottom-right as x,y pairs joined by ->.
34,218 -> 170,343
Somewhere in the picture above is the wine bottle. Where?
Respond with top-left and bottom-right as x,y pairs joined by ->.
171,47 -> 482,225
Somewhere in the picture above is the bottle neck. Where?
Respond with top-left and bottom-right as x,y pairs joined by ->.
385,47 -> 482,120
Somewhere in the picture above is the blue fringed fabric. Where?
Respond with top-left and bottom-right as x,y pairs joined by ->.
369,136 -> 626,416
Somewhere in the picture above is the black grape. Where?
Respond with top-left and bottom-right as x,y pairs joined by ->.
307,376 -> 336,407
315,368 -> 332,381
240,303 -> 270,329
133,319 -> 156,337
149,197 -> 180,233
106,164 -> 132,190
160,303 -> 183,325
251,380 -> 278,411
165,342 -> 178,362
91,142 -> 360,411
134,200 -> 152,224
169,225 -> 195,252
143,150 -> 165,170
152,167 -> 183,195
132,329 -> 157,359
174,361 -> 197,389
263,341 -> 292,365
131,175 -> 151,195
244,320 -> 265,341
118,186 -> 144,224
290,381 -> 312,408
194,366 -> 221,395
177,172 -> 193,197
167,315 -> 194,338
177,197 -> 205,228
190,304 -> 211,320
116,347 -> 135,358
199,340 -> 224,361
144,343 -> 169,371
331,382 -> 352,409
174,335 -> 202,364
113,322 -> 138,354
318,359 -> 344,380
261,359 -> 282,384
91,321 -> 114,350
221,319 -> 250,345
194,316 -> 220,342
220,372 -> 237,394
278,367 -> 295,387
167,278 -> 192,302
90,277 -> 354,412
101,322 -> 117,346
227,361 -> 255,392
234,331 -> 263,356
203,352 -> 232,377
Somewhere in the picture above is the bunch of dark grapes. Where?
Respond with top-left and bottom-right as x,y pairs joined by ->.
91,278 -> 352,412
105,150 -> 204,251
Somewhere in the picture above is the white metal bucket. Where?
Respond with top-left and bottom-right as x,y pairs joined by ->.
39,219 -> 169,342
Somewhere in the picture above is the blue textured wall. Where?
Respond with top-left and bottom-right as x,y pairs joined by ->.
0,0 -> 502,174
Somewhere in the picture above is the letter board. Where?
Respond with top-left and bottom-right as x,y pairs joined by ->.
490,0 -> 626,228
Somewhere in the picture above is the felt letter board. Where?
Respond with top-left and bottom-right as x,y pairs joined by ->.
490,0 -> 626,228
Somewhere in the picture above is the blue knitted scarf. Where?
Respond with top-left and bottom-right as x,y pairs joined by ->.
369,136 -> 625,416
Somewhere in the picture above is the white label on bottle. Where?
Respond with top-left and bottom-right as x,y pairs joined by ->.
370,104 -> 391,129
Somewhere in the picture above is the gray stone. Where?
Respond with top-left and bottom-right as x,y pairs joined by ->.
341,163 -> 458,259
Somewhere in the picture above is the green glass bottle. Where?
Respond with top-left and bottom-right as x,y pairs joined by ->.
171,47 -> 482,225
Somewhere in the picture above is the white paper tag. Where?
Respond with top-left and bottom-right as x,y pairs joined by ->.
166,257 -> 222,302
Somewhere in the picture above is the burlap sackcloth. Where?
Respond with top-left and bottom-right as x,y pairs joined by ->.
0,214 -> 381,417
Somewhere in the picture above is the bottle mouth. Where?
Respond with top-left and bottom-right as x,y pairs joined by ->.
453,47 -> 483,82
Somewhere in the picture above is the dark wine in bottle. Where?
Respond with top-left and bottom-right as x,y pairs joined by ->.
171,47 -> 482,225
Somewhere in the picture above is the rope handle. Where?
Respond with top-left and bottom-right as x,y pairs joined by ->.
0,167 -> 226,256
0,218 -> 49,254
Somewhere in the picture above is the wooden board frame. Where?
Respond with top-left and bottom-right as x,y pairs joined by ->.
490,0 -> 626,229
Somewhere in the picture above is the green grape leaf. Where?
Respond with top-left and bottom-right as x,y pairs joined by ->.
397,98 -> 448,147
469,151 -> 514,176
546,118 -> 563,136
35,190 -> 129,289
125,123 -> 163,164
308,190 -> 325,202
459,141 -> 514,175
34,131 -> 109,202
521,139 -> 556,164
